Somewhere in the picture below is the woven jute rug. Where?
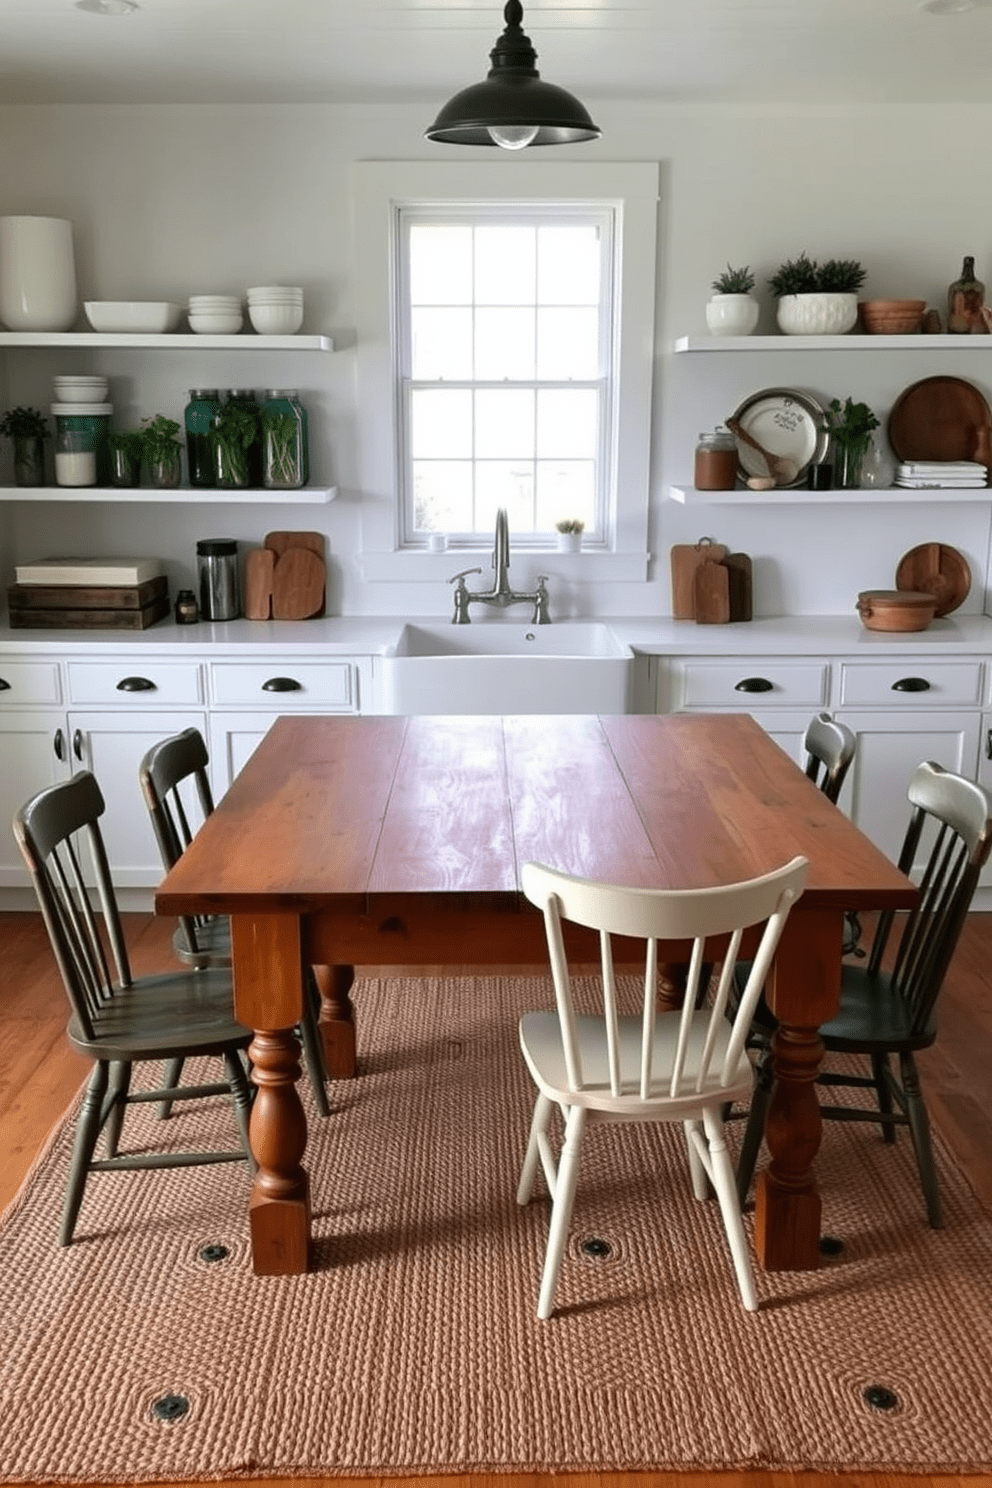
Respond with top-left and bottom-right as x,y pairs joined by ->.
2,974 -> 992,1482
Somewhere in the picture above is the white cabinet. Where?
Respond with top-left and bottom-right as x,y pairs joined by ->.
0,708 -> 73,887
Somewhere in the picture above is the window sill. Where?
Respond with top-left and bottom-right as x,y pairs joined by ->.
359,550 -> 650,583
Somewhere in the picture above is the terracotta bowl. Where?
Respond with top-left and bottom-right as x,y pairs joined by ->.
859,298 -> 927,335
857,588 -> 936,632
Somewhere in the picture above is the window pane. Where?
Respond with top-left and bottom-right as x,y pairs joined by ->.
475,225 -> 536,305
476,461 -> 534,532
475,307 -> 535,380
411,388 -> 472,457
476,389 -> 535,458
410,224 -> 472,304
413,460 -> 472,532
537,389 -> 598,457
537,307 -> 599,380
535,461 -> 596,531
537,224 -> 601,305
411,307 -> 472,380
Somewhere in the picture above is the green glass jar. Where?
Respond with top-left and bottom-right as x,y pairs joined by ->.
218,389 -> 261,486
261,390 -> 310,490
184,388 -> 220,487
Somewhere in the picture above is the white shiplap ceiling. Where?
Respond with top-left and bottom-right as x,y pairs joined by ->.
0,0 -> 989,108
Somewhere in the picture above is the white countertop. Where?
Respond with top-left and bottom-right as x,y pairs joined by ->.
2,612 -> 992,657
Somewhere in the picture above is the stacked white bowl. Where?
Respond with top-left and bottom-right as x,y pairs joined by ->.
53,373 -> 109,403
247,285 -> 304,335
188,294 -> 243,335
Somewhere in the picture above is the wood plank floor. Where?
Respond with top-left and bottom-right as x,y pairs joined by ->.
3,909 -> 992,1488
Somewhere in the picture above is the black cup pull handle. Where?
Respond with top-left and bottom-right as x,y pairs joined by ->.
72,729 -> 85,761
891,677 -> 931,693
53,728 -> 65,762
987,728 -> 992,761
733,677 -> 774,694
0,677 -> 10,692
116,676 -> 157,692
262,676 -> 303,692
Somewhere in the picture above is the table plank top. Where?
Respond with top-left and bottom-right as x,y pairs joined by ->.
155,713 -> 916,916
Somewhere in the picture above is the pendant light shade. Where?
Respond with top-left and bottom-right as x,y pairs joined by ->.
426,0 -> 600,149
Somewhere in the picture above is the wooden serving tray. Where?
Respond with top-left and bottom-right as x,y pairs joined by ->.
9,596 -> 170,629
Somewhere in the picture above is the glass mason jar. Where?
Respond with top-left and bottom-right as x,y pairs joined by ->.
215,389 -> 261,487
145,447 -> 183,489
184,388 -> 220,488
109,440 -> 140,488
51,403 -> 112,485
12,434 -> 45,486
261,389 -> 310,489
54,428 -> 97,487
694,427 -> 738,490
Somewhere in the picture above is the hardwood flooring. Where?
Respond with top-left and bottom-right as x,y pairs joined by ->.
3,909 -> 992,1488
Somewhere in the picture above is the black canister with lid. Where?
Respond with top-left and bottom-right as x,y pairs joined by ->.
196,538 -> 240,621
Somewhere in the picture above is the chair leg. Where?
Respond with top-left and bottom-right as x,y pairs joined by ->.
702,1106 -> 758,1311
684,1118 -> 711,1200
103,1060 -> 131,1159
870,1052 -> 896,1143
517,1092 -> 552,1206
158,1056 -> 184,1120
736,1044 -> 774,1207
59,1062 -> 109,1247
299,974 -> 330,1119
537,1104 -> 586,1320
224,1050 -> 256,1171
900,1052 -> 943,1229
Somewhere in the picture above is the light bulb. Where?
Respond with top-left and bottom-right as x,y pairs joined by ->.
487,124 -> 540,151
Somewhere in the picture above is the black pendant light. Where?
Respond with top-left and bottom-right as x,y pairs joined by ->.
426,0 -> 601,150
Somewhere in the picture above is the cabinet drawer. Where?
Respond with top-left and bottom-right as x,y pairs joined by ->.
66,661 -> 203,706
209,661 -> 358,711
839,662 -> 983,708
0,659 -> 62,705
675,660 -> 829,710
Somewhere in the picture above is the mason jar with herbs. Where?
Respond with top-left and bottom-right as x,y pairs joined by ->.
261,390 -> 310,490
184,388 -> 220,487
211,393 -> 259,489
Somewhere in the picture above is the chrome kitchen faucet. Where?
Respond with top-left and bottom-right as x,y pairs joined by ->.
447,508 -> 551,624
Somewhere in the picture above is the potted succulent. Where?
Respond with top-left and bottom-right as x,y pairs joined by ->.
555,517 -> 585,552
827,396 -> 880,488
107,428 -> 144,488
706,264 -> 759,337
0,405 -> 49,486
139,414 -> 183,488
769,253 -> 866,336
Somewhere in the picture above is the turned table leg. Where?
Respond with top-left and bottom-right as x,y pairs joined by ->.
310,963 -> 357,1079
231,913 -> 312,1275
754,907 -> 843,1271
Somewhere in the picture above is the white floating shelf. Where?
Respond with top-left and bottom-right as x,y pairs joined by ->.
0,331 -> 334,351
674,334 -> 990,353
0,485 -> 338,504
669,484 -> 992,506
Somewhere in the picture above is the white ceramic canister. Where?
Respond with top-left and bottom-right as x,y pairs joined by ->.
0,216 -> 77,332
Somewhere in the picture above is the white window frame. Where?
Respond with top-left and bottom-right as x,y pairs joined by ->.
353,161 -> 659,583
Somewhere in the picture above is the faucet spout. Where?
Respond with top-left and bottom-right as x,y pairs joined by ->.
493,507 -> 511,596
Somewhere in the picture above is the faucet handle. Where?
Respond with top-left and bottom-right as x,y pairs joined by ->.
448,567 -> 483,585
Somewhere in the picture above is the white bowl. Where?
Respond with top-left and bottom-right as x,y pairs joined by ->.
247,302 -> 304,335
248,292 -> 303,304
84,300 -> 183,334
188,295 -> 242,308
188,311 -> 243,335
247,285 -> 303,298
53,375 -> 109,402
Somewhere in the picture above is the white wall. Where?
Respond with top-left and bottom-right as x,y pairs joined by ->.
1,100 -> 991,618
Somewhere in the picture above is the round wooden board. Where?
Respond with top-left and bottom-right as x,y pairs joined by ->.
888,376 -> 992,465
895,542 -> 971,617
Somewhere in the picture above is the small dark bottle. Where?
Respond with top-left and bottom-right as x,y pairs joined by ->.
174,588 -> 199,624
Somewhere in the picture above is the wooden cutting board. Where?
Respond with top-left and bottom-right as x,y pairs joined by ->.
265,530 -> 326,618
895,542 -> 971,617
724,552 -> 753,622
670,538 -> 727,619
693,558 -> 730,624
271,546 -> 326,620
243,548 -> 276,620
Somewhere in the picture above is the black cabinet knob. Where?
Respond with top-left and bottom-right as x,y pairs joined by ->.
0,678 -> 10,692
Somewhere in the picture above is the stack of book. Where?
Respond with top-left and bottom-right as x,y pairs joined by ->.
895,461 -> 988,490
8,558 -> 170,629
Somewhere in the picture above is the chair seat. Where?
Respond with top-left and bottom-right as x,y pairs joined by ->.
819,968 -> 938,1053
173,915 -> 231,969
66,966 -> 251,1063
519,1008 -> 754,1117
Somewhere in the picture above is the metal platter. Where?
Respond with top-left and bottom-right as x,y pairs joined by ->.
729,386 -> 829,489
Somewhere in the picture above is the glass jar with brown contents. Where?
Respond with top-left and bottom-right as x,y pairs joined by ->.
694,427 -> 738,491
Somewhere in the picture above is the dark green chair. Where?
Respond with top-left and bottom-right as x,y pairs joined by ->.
13,770 -> 254,1247
737,760 -> 992,1226
139,726 -> 330,1119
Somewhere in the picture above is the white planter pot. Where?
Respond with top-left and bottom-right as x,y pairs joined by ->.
557,532 -> 583,553
775,292 -> 858,336
0,216 -> 77,332
705,293 -> 759,337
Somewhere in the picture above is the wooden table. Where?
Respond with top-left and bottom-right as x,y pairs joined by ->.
155,712 -> 917,1277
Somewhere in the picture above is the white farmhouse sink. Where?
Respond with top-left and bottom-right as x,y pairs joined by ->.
382,622 -> 634,715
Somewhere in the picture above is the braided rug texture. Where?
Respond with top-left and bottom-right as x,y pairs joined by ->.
2,974 -> 992,1482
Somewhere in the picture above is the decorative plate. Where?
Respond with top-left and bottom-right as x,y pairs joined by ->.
729,387 -> 829,489
895,542 -> 971,618
888,376 -> 992,467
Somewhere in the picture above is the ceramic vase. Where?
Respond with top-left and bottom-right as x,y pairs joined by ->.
705,293 -> 759,337
557,531 -> 583,553
0,216 -> 77,332
775,292 -> 858,336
